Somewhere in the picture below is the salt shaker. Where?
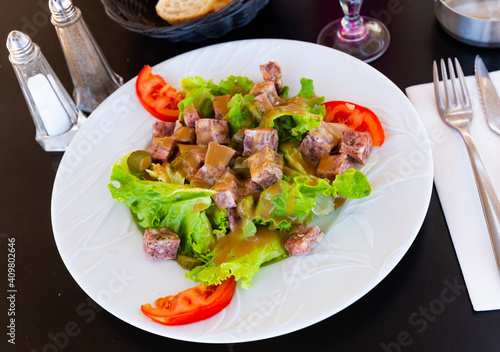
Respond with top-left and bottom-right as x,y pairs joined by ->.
49,0 -> 123,114
7,30 -> 84,152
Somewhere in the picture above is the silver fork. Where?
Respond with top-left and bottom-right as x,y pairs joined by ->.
433,58 -> 500,273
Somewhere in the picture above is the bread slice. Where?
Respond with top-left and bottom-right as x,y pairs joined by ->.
156,0 -> 234,25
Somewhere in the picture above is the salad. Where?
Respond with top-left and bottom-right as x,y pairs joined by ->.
108,62 -> 384,326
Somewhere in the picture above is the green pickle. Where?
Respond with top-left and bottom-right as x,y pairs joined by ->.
127,150 -> 152,173
176,254 -> 204,271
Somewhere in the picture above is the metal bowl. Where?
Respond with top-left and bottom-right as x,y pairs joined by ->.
434,0 -> 500,48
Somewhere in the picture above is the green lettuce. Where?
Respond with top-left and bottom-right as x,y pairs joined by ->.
296,77 -> 326,115
256,78 -> 324,142
208,75 -> 255,96
253,175 -> 335,231
260,104 -> 322,143
108,155 -> 216,259
334,168 -> 372,199
180,76 -> 208,91
297,77 -> 316,99
223,94 -> 257,136
178,86 -> 214,119
178,75 -> 256,120
206,205 -> 229,239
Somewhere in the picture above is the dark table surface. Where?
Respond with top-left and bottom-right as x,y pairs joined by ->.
2,0 -> 500,351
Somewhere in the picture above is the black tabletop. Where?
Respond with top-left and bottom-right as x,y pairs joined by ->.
2,0 -> 500,351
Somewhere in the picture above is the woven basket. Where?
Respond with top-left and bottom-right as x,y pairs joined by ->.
101,0 -> 269,42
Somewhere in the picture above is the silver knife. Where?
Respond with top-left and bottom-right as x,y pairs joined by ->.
475,55 -> 500,135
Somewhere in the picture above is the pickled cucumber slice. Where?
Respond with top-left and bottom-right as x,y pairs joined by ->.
176,254 -> 203,271
127,150 -> 152,173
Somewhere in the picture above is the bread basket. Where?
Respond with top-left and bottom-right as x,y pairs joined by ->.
101,0 -> 269,42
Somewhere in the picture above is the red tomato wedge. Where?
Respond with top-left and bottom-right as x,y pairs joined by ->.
141,277 -> 237,326
323,101 -> 385,147
136,65 -> 182,122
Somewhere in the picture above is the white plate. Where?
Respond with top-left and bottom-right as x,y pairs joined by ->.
51,39 -> 433,343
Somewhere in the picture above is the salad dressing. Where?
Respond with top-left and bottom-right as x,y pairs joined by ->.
212,223 -> 289,265
280,142 -> 317,175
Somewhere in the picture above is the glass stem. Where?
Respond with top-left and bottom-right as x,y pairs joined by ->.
339,0 -> 366,40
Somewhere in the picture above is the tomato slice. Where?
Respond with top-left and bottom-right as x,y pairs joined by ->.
322,101 -> 385,147
136,65 -> 182,122
141,277 -> 237,326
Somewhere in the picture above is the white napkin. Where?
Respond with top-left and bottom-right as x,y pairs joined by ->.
406,70 -> 500,311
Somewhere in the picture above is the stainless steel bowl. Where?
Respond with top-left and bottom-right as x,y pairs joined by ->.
434,0 -> 500,47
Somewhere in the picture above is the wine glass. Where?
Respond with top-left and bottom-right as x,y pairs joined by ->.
317,0 -> 390,63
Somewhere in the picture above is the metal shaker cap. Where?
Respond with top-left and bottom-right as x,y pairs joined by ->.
49,0 -> 77,23
6,30 -> 37,64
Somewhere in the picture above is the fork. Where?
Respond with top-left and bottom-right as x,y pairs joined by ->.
433,58 -> 500,273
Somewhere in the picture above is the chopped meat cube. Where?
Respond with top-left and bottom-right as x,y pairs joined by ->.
260,61 -> 284,94
183,104 -> 200,127
148,137 -> 177,162
213,190 -> 237,209
238,179 -> 263,200
190,164 -> 219,189
195,119 -> 230,146
299,122 -> 339,164
171,147 -> 206,180
316,154 -> 355,180
285,226 -> 325,256
250,81 -> 283,105
212,171 -> 239,209
227,207 -> 238,232
204,142 -> 236,168
173,126 -> 196,144
242,127 -> 278,157
153,121 -> 175,139
191,142 -> 236,188
213,94 -> 231,120
339,130 -> 372,165
253,93 -> 273,116
143,228 -> 180,260
247,146 -> 283,189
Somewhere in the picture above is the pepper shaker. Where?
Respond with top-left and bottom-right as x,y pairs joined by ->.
49,0 -> 123,114
7,30 -> 84,152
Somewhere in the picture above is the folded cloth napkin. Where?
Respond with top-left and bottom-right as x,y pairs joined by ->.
406,71 -> 500,311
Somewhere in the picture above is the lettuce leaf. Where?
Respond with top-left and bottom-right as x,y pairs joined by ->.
180,76 -> 208,91
296,78 -> 326,115
223,94 -> 258,136
108,155 -> 216,259
206,205 -> 229,239
253,175 -> 335,231
297,77 -> 316,99
209,75 -> 255,96
187,224 -> 288,289
260,103 -> 322,143
334,168 -> 372,199
178,86 -> 214,119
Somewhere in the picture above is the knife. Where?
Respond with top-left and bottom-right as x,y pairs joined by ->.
475,55 -> 500,135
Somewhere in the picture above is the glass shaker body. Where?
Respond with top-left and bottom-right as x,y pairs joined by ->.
51,3 -> 123,114
8,31 -> 84,152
